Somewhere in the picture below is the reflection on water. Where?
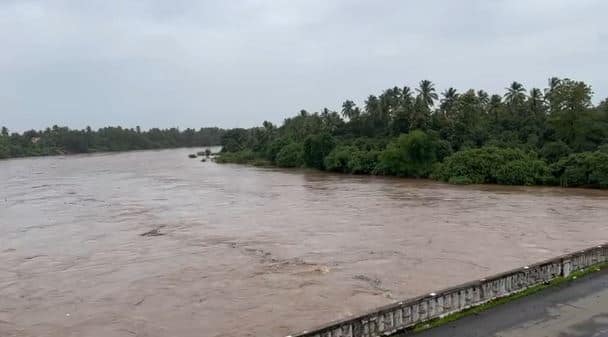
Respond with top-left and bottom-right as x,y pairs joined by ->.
1,148 -> 607,337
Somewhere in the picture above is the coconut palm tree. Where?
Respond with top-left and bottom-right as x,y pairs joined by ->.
440,87 -> 459,116
529,88 -> 544,108
477,90 -> 489,106
401,86 -> 414,107
416,80 -> 438,109
504,81 -> 526,105
341,100 -> 357,119
547,77 -> 561,93
545,77 -> 562,113
364,95 -> 380,115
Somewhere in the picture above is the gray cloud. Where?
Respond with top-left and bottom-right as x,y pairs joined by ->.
1,0 -> 607,131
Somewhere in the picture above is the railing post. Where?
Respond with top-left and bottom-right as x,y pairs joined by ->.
562,257 -> 572,277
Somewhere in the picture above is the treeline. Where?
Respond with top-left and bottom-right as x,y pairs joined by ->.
218,78 -> 608,188
0,125 -> 224,159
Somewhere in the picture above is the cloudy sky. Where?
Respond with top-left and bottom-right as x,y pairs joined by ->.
1,0 -> 607,131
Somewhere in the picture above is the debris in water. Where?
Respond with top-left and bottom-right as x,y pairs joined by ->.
140,228 -> 165,237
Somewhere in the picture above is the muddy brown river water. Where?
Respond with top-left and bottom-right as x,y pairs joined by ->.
1,148 -> 608,337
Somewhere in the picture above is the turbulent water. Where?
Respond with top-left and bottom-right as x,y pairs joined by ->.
1,148 -> 607,337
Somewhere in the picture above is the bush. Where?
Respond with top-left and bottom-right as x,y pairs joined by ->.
496,159 -> 549,185
378,130 -> 438,177
351,137 -> 388,151
323,146 -> 380,174
435,139 -> 453,161
0,137 -> 9,159
448,176 -> 474,185
220,128 -> 250,153
540,141 -> 572,163
324,146 -> 355,173
348,150 -> 380,174
265,137 -> 290,162
303,133 -> 335,170
550,151 -> 608,188
433,146 -> 544,185
251,158 -> 271,167
275,142 -> 304,168
215,150 -> 257,164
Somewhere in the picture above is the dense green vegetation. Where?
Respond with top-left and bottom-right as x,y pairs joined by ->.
219,78 -> 608,188
0,125 -> 224,159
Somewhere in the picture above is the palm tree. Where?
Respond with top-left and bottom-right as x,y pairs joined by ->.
545,77 -> 562,113
529,88 -> 543,105
341,100 -> 357,119
416,80 -> 438,109
504,81 -> 526,105
440,87 -> 458,116
364,95 -> 380,115
528,88 -> 546,122
488,94 -> 502,122
547,77 -> 561,93
477,90 -> 489,106
401,86 -> 414,107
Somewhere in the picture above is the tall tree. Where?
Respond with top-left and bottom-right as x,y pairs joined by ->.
545,77 -> 562,115
416,80 -> 438,109
440,87 -> 459,117
547,79 -> 594,149
341,100 -> 357,119
390,87 -> 414,135
528,88 -> 546,121
504,81 -> 527,106
364,95 -> 380,116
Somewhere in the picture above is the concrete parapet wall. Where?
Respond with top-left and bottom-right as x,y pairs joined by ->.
290,244 -> 608,337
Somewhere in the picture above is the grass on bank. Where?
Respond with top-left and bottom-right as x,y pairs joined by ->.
410,261 -> 608,333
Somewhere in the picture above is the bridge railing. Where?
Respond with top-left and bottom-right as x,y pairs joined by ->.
289,243 -> 608,337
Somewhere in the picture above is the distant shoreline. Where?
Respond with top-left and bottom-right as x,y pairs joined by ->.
0,125 -> 224,160
0,145 -> 221,161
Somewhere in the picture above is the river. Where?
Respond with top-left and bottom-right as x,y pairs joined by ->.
1,148 -> 607,337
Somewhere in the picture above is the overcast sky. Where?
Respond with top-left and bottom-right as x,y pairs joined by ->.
1,0 -> 607,132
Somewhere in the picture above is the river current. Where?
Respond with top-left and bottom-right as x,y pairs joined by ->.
1,148 -> 607,337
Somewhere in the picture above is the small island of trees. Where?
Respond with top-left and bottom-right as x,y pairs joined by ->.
217,78 -> 608,188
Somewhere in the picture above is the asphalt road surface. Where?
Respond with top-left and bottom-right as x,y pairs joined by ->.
399,268 -> 608,337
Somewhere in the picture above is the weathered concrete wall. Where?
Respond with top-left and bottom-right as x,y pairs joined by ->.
290,244 -> 608,337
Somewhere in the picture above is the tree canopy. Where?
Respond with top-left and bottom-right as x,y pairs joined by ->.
3,78 -> 607,188
0,126 -> 224,158
218,78 -> 608,188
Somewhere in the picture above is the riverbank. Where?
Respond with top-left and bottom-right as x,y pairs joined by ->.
216,145 -> 608,189
0,125 -> 224,160
0,144 -> 221,161
215,79 -> 608,190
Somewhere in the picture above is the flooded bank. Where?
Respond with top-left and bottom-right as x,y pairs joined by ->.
1,148 -> 608,337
